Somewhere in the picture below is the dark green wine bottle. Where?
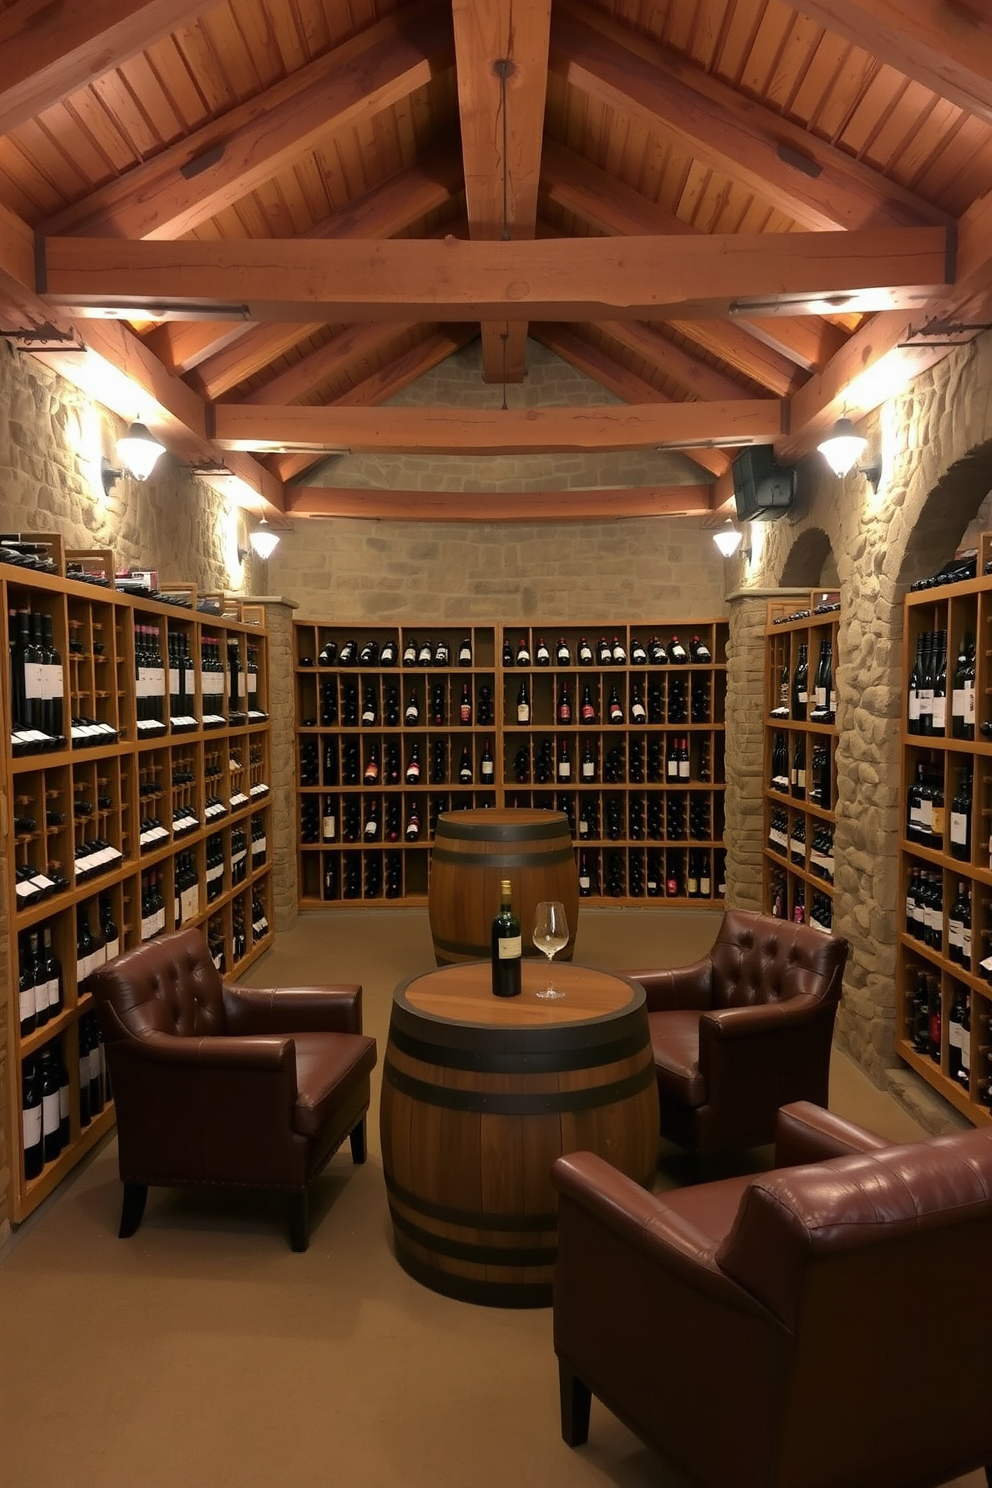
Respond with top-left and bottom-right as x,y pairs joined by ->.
491,878 -> 522,998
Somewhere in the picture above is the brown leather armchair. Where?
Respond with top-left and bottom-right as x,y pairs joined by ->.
627,908 -> 848,1153
553,1102 -> 992,1488
87,927 -> 377,1251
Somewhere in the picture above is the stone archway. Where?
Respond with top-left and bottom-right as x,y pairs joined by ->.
779,526 -> 836,589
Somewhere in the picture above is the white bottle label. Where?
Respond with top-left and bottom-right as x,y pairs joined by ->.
497,936 -> 522,960
965,683 -> 975,723
932,695 -> 947,730
950,811 -> 968,846
22,1105 -> 42,1148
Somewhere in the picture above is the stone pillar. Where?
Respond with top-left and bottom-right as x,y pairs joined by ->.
251,597 -> 299,933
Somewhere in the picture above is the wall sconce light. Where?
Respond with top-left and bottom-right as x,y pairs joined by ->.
249,518 -> 280,559
712,520 -> 745,558
101,421 -> 168,493
817,416 -> 866,478
817,416 -> 882,491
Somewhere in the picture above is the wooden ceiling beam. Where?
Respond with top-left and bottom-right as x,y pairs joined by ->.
0,0 -> 210,137
287,485 -> 714,521
790,1 -> 992,126
40,228 -> 952,321
532,323 -> 731,479
42,0 -> 455,240
239,324 -> 419,408
212,399 -> 782,455
541,140 -> 841,377
144,146 -> 465,374
265,327 -> 478,482
452,0 -> 551,383
551,0 -> 948,233
595,320 -> 759,403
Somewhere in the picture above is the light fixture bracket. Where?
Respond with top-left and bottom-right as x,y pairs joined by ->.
101,456 -> 122,496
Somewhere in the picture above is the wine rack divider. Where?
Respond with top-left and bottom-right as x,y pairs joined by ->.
294,618 -> 729,909
897,556 -> 992,1126
762,595 -> 841,936
3,561 -> 275,1222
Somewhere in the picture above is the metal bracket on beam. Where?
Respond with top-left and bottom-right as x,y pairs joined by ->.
0,324 -> 86,353
900,319 -> 992,349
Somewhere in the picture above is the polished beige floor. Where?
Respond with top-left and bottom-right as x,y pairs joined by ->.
0,908 -> 981,1488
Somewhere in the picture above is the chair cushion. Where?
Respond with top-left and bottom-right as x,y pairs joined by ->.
659,1173 -> 756,1252
292,1032 -> 377,1138
649,1009 -> 706,1107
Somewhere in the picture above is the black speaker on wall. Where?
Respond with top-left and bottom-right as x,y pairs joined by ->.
732,446 -> 796,521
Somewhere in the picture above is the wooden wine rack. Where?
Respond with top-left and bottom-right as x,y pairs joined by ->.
896,546 -> 992,1126
2,555 -> 275,1223
293,618 -> 729,909
762,593 -> 841,940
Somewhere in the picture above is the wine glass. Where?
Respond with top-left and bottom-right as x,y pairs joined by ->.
533,901 -> 569,999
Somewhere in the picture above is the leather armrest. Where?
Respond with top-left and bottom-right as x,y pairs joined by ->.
774,1101 -> 891,1167
222,983 -> 363,1035
701,993 -> 824,1041
129,1029 -> 296,1073
625,959 -> 713,1011
551,1153 -> 766,1314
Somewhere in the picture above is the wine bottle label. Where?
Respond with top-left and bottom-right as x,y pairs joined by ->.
22,1104 -> 42,1147
558,762 -> 570,778
950,811 -> 968,846
497,936 -> 522,960
949,918 -> 963,948
667,760 -> 677,778
517,705 -> 529,723
965,683 -> 975,722
932,696 -> 947,730
963,927 -> 972,956
909,692 -> 921,722
678,761 -> 690,779
579,873 -> 590,890
796,768 -> 806,789
798,689 -> 808,704
815,686 -> 827,707
931,805 -> 945,836
19,982 -> 36,1020
918,687 -> 933,714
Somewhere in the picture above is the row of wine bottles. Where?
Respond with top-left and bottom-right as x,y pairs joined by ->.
767,813 -> 836,880
512,674 -> 710,727
768,733 -> 832,806
21,1016 -> 109,1181
907,631 -> 976,738
906,765 -> 972,857
305,636 -> 473,668
767,868 -> 834,932
503,633 -> 711,667
770,638 -> 836,724
310,677 -> 497,729
905,871 -> 980,970
905,972 -> 992,1107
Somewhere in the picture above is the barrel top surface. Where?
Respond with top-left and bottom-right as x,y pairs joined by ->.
396,960 -> 643,1029
435,807 -> 567,839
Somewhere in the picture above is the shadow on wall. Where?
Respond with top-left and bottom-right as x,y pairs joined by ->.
778,526 -> 838,590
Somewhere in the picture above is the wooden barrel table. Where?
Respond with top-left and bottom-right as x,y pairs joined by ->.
380,960 -> 660,1308
428,807 -> 579,966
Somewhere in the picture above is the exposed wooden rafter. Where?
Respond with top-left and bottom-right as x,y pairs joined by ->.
452,0 -> 551,383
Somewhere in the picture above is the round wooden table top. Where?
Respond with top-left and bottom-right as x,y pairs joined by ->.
397,959 -> 642,1029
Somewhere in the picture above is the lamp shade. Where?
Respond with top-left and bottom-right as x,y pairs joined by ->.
712,522 -> 744,557
115,422 -> 166,481
817,417 -> 867,478
249,520 -> 280,559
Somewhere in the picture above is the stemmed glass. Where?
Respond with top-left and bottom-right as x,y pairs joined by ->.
533,901 -> 569,999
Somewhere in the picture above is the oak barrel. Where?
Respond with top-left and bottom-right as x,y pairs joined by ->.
428,808 -> 579,967
380,961 -> 660,1308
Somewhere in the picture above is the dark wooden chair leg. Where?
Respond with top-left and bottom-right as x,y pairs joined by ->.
559,1362 -> 591,1447
118,1183 -> 147,1238
349,1117 -> 367,1164
287,1190 -> 309,1252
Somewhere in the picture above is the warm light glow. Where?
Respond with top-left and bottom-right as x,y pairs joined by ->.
817,417 -> 867,478
712,522 -> 744,557
249,519 -> 280,559
116,421 -> 166,481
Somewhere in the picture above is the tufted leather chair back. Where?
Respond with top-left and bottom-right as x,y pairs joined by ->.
92,927 -> 227,1044
708,908 -> 846,1012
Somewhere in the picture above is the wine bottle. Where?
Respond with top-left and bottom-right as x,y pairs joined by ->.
417,638 -> 433,665
363,741 -> 380,785
557,682 -> 572,724
480,738 -> 495,784
22,1057 -> 43,1180
630,637 -> 647,665
629,683 -> 646,723
556,637 -> 571,665
608,685 -> 623,724
363,799 -> 380,839
535,636 -> 551,666
951,632 -> 976,740
502,637 -> 514,666
931,631 -> 947,737
791,642 -> 809,720
947,985 -> 970,1087
918,632 -> 934,735
322,795 -> 337,841
557,738 -> 571,781
405,741 -> 421,784
791,736 -> 806,799
361,686 -> 377,726
404,687 -> 420,725
678,736 -> 690,781
907,633 -> 924,733
403,636 -> 418,666
577,636 -> 593,665
669,635 -> 688,665
581,738 -> 596,781
580,683 -> 596,724
18,932 -> 37,1036
517,679 -> 530,724
41,924 -> 62,1014
459,680 -> 472,724
458,744 -> 473,784
578,852 -> 592,896
516,637 -> 531,666
433,638 -> 450,667
491,879 -> 522,998
688,634 -> 711,662
40,1046 -> 62,1164
611,635 -> 627,664
458,636 -> 472,666
380,638 -> 398,666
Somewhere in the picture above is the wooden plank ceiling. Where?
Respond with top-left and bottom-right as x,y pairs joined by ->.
1,0 -> 992,522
